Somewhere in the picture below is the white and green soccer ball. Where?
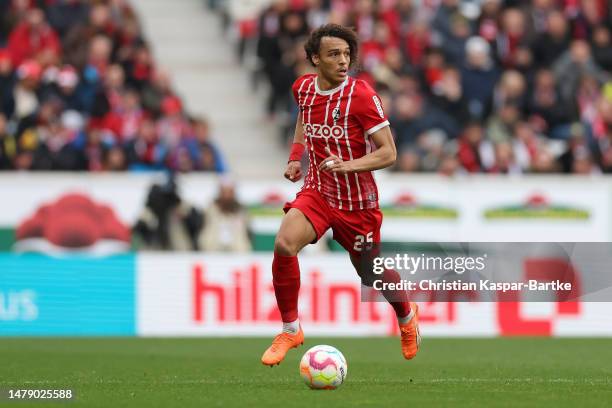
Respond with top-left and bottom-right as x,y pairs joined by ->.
299,345 -> 348,390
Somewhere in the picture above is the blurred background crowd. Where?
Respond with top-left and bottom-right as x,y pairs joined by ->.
1,0 -> 612,176
0,0 -> 226,172
217,0 -> 612,175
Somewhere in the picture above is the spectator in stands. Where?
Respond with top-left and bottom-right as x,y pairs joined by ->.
75,34 -> 113,117
435,140 -> 460,176
45,0 -> 90,40
89,63 -> 124,122
572,0 -> 607,40
0,0 -> 14,44
29,111 -> 87,171
10,59 -> 41,120
372,47 -> 404,90
416,129 -> 449,172
190,116 -> 227,173
13,97 -> 56,167
532,10 -> 571,68
489,141 -> 522,174
431,0 -> 460,42
511,121 -> 539,172
0,48 -> 15,116
404,19 -> 431,68
7,8 -> 61,66
41,64 -> 85,112
527,0 -> 556,34
461,36 -> 498,120
591,25 -> 612,72
495,8 -> 529,69
258,3 -> 307,120
487,102 -> 521,144
391,89 -> 426,148
476,0 -> 501,43
199,179 -> 252,252
125,117 -> 168,171
576,74 -> 601,126
86,34 -> 112,79
593,84 -> 612,170
553,40 -> 609,110
123,43 -> 153,91
141,68 -> 173,117
492,69 -> 527,121
531,147 -> 559,173
439,13 -> 471,65
103,145 -> 127,171
113,87 -> 145,143
558,123 -> 590,173
114,14 -> 145,66
361,21 -> 394,70
81,128 -> 107,171
62,3 -> 115,70
457,122 -> 494,173
0,112 -> 15,169
572,148 -> 599,174
528,69 -> 572,137
157,95 -> 190,149
429,67 -> 470,134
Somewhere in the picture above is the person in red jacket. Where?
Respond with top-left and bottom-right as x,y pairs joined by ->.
7,8 -> 61,66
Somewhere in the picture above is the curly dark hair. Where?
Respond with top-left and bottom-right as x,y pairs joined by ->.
304,24 -> 359,68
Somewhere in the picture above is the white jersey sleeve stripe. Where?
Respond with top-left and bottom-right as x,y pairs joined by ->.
365,120 -> 390,136
306,80 -> 321,192
298,79 -> 309,188
343,79 -> 361,210
299,78 -> 314,189
324,91 -> 342,208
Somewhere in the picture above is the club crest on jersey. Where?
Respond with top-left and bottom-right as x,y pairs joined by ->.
332,107 -> 341,124
303,122 -> 345,139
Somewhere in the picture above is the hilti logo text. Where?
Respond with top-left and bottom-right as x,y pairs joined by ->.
303,123 -> 345,139
191,263 -> 401,333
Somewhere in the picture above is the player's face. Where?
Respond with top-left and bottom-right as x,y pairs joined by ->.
313,36 -> 351,87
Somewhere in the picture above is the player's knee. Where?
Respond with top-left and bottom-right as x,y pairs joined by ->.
274,235 -> 299,256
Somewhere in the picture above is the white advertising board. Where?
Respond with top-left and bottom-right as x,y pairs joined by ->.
0,174 -> 610,242
137,253 -> 612,337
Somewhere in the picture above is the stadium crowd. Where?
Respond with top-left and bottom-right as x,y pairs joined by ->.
0,0 -> 226,172
225,0 -> 612,175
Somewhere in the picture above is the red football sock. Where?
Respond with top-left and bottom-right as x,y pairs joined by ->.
382,268 -> 411,318
272,253 -> 301,323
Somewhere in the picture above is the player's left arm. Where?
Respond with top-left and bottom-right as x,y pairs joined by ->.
319,125 -> 396,173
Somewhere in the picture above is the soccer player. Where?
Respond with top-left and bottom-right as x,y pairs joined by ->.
261,24 -> 420,366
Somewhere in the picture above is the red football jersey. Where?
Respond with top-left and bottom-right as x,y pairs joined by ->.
292,73 -> 390,211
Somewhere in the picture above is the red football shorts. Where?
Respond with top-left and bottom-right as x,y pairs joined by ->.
283,189 -> 382,256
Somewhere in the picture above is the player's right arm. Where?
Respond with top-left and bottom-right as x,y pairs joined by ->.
284,114 -> 305,182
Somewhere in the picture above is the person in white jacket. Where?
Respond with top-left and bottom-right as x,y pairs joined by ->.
199,179 -> 252,252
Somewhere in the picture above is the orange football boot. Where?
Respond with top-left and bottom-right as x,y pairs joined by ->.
261,326 -> 304,366
399,302 -> 421,360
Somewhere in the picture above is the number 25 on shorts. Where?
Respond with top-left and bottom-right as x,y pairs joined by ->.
353,232 -> 373,252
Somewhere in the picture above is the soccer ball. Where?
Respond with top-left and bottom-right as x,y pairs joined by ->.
299,345 -> 348,390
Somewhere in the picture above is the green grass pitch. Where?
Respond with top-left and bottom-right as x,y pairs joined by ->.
1,338 -> 611,407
